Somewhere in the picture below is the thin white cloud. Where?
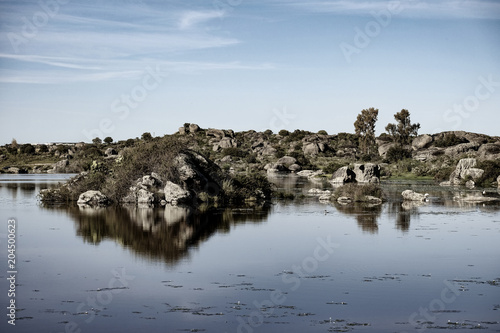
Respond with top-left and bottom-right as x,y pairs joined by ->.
178,10 -> 225,30
282,0 -> 500,19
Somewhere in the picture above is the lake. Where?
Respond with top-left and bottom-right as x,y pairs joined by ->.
0,174 -> 499,333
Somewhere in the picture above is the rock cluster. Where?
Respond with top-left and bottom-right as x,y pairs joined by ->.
330,164 -> 380,185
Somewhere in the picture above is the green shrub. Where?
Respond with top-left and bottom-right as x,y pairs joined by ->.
222,147 -> 246,158
278,129 -> 290,136
38,144 -> 49,153
318,130 -> 328,135
386,146 -> 412,163
475,160 -> 500,187
434,134 -> 468,147
245,153 -> 257,164
125,138 -> 135,147
20,144 -> 35,155
433,166 -> 455,182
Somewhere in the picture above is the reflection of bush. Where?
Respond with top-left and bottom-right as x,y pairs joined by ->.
62,204 -> 270,266
334,202 -> 381,233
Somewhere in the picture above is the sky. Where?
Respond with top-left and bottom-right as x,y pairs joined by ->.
0,0 -> 499,144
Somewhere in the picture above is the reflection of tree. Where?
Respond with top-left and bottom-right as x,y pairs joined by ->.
386,202 -> 418,232
334,202 -> 381,233
50,204 -> 270,266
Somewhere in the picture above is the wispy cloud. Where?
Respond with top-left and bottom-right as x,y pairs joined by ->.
178,10 -> 225,30
281,0 -> 500,19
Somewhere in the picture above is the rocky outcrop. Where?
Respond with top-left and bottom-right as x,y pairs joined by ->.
401,190 -> 428,201
352,163 -> 380,183
412,134 -> 433,150
378,142 -> 396,158
444,142 -> 481,156
213,137 -> 238,151
441,158 -> 484,186
122,173 -> 163,204
330,166 -> 355,184
77,190 -> 110,207
104,148 -> 117,156
164,181 -> 192,205
277,156 -> 297,167
477,143 -> 500,160
297,169 -> 324,179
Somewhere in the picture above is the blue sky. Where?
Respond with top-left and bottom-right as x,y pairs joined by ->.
0,0 -> 499,144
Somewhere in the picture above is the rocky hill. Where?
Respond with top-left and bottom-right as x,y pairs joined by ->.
2,125 -> 500,190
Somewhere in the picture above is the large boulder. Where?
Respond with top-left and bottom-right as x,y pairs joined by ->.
378,142 -> 395,158
265,163 -> 289,174
213,137 -> 238,151
444,142 -> 481,156
104,148 -> 117,156
189,123 -> 200,133
303,143 -> 320,156
477,143 -> 500,160
352,163 -> 380,183
137,189 -> 155,204
164,181 -> 191,205
77,190 -> 110,207
443,158 -> 485,186
277,156 -> 297,167
330,166 -> 355,184
412,134 -> 433,150
402,190 -> 428,202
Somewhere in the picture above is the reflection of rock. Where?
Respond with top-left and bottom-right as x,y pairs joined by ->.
402,190 -> 428,201
401,200 -> 426,210
63,204 -> 271,266
77,190 -> 110,207
453,194 -> 499,203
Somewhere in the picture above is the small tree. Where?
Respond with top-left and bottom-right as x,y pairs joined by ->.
354,107 -> 378,155
141,132 -> 153,141
20,144 -> 35,155
385,109 -> 420,147
92,137 -> 102,145
103,136 -> 113,144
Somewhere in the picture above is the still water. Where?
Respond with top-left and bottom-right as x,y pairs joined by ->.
0,174 -> 499,333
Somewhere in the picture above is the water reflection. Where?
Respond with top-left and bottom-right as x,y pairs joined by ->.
334,202 -> 381,233
48,204 -> 271,265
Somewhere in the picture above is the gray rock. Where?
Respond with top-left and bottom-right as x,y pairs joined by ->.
319,194 -> 331,201
352,163 -> 380,183
364,195 -> 382,204
401,190 -> 428,201
297,169 -> 323,179
303,142 -> 320,156
337,196 -> 352,203
220,155 -> 232,162
308,188 -> 331,196
105,148 -> 117,156
137,189 -> 155,204
77,190 -> 110,207
444,142 -> 481,156
477,143 -> 500,160
266,163 -> 289,174
216,137 -> 238,150
288,164 -> 302,172
260,145 -> 277,156
412,134 -> 433,150
55,159 -> 69,170
277,156 -> 297,167
330,166 -> 355,184
206,128 -> 226,139
189,123 -> 200,133
378,142 -> 395,157
446,158 -> 484,185
465,180 -> 475,188
178,126 -> 187,135
164,181 -> 191,205
498,175 -> 500,188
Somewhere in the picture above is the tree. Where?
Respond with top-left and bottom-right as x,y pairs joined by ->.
20,143 -> 35,155
141,132 -> 153,141
385,109 -> 420,147
354,107 -> 378,155
103,136 -> 113,144
92,137 -> 102,144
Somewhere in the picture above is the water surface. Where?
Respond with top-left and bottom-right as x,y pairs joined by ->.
0,174 -> 499,332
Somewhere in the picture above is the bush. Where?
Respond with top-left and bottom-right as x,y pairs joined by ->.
475,160 -> 500,187
318,130 -> 328,135
386,146 -> 412,163
434,134 -> 468,147
245,153 -> 257,164
104,137 -> 113,144
333,183 -> 382,201
433,166 -> 455,182
222,147 -> 246,158
322,161 -> 345,174
230,173 -> 273,202
278,129 -> 290,136
125,138 -> 135,147
20,144 -> 35,155
38,144 -> 49,153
